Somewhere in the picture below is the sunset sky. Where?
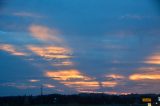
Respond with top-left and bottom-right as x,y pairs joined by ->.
0,0 -> 160,96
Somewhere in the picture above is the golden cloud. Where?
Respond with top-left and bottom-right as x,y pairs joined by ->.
45,69 -> 99,91
45,69 -> 92,81
129,74 -> 160,80
27,45 -> 72,59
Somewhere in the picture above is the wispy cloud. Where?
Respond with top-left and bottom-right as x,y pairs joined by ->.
29,25 -> 62,43
52,61 -> 73,67
27,45 -> 72,59
13,12 -> 44,18
43,84 -> 55,88
0,83 -> 37,89
105,74 -> 125,80
120,14 -> 146,20
0,44 -> 27,56
29,79 -> 40,83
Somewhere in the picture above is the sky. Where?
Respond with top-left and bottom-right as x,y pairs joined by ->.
0,0 -> 160,96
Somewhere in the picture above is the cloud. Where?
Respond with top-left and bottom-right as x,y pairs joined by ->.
45,69 -> 99,91
43,84 -> 55,88
52,60 -> 73,66
13,12 -> 44,18
29,25 -> 62,43
144,53 -> 160,65
101,81 -> 118,87
129,74 -> 160,80
105,74 -> 125,80
27,45 -> 72,59
45,69 -> 92,81
62,81 -> 100,90
0,44 -> 27,56
120,14 -> 145,20
0,83 -> 37,89
29,79 -> 40,83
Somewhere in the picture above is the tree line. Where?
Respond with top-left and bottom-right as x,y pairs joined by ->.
0,93 -> 160,106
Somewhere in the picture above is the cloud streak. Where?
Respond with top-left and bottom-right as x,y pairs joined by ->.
29,25 -> 62,43
13,12 -> 44,18
0,44 -> 27,56
129,74 -> 160,80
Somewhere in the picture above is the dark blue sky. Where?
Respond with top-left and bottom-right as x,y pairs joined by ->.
0,0 -> 160,96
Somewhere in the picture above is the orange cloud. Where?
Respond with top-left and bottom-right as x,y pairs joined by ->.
62,81 -> 100,91
144,53 -> 160,65
62,81 -> 99,87
101,81 -> 118,87
29,25 -> 62,42
43,84 -> 55,88
105,74 -> 125,79
0,44 -> 27,56
129,74 -> 160,80
27,45 -> 72,59
45,69 -> 99,91
45,69 -> 92,81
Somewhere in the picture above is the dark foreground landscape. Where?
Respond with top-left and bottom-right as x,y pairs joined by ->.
0,93 -> 160,106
